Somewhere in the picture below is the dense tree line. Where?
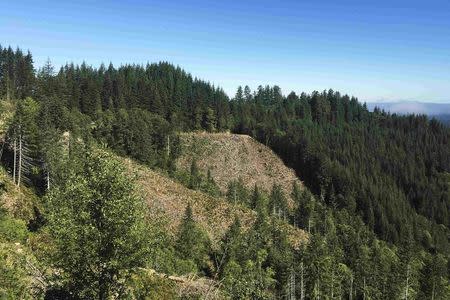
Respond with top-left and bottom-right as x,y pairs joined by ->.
230,87 -> 449,253
0,46 -> 34,101
1,45 -> 449,298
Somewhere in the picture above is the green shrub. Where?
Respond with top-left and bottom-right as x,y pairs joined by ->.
125,269 -> 178,300
0,216 -> 28,243
0,242 -> 40,300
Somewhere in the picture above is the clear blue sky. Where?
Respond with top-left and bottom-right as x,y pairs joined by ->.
2,0 -> 450,102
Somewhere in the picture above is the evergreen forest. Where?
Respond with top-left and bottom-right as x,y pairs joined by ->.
0,45 -> 449,299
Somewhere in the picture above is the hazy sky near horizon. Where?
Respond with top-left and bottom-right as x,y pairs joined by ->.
2,0 -> 450,102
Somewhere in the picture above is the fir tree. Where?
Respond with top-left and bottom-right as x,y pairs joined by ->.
175,203 -> 211,272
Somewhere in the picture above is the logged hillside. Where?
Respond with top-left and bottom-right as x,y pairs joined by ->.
177,132 -> 304,207
122,155 -> 307,247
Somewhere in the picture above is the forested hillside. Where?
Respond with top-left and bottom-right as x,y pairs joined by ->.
0,45 -> 449,299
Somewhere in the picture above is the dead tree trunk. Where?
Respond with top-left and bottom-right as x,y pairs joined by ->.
47,169 -> 50,190
289,268 -> 296,300
17,133 -> 22,186
349,274 -> 353,300
13,138 -> 17,184
405,264 -> 410,300
6,78 -> 11,102
300,262 -> 305,300
331,270 -> 334,299
167,135 -> 170,157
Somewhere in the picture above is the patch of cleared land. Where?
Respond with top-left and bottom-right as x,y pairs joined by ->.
177,132 -> 304,207
121,156 -> 307,248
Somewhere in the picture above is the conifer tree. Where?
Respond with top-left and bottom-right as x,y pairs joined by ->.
244,85 -> 252,102
226,177 -> 248,205
218,215 -> 243,274
175,203 -> 211,272
203,168 -> 220,196
251,184 -> 267,213
189,159 -> 201,189
269,184 -> 288,219
234,86 -> 244,102
202,107 -> 216,132
293,185 -> 314,231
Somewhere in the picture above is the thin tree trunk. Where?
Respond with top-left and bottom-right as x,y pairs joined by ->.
349,274 -> 353,300
13,138 -> 16,184
6,78 -> 10,102
290,268 -> 296,300
405,264 -> 410,300
331,270 -> 334,299
47,170 -> 50,190
167,135 -> 170,157
300,262 -> 305,300
17,133 -> 22,186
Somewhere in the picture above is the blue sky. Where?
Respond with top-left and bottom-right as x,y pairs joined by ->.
2,0 -> 450,102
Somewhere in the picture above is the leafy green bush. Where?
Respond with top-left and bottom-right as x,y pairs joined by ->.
125,269 -> 178,300
46,149 -> 151,299
0,242 -> 41,299
0,216 -> 28,243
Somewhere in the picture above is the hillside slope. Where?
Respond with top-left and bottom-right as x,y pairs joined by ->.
0,167 -> 38,221
177,132 -> 304,206
121,156 -> 307,248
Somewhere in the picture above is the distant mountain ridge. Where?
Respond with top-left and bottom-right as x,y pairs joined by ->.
366,101 -> 450,125
366,101 -> 450,115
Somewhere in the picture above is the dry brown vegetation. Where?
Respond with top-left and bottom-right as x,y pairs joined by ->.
120,156 -> 308,248
177,132 -> 304,208
171,274 -> 223,299
123,156 -> 254,245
